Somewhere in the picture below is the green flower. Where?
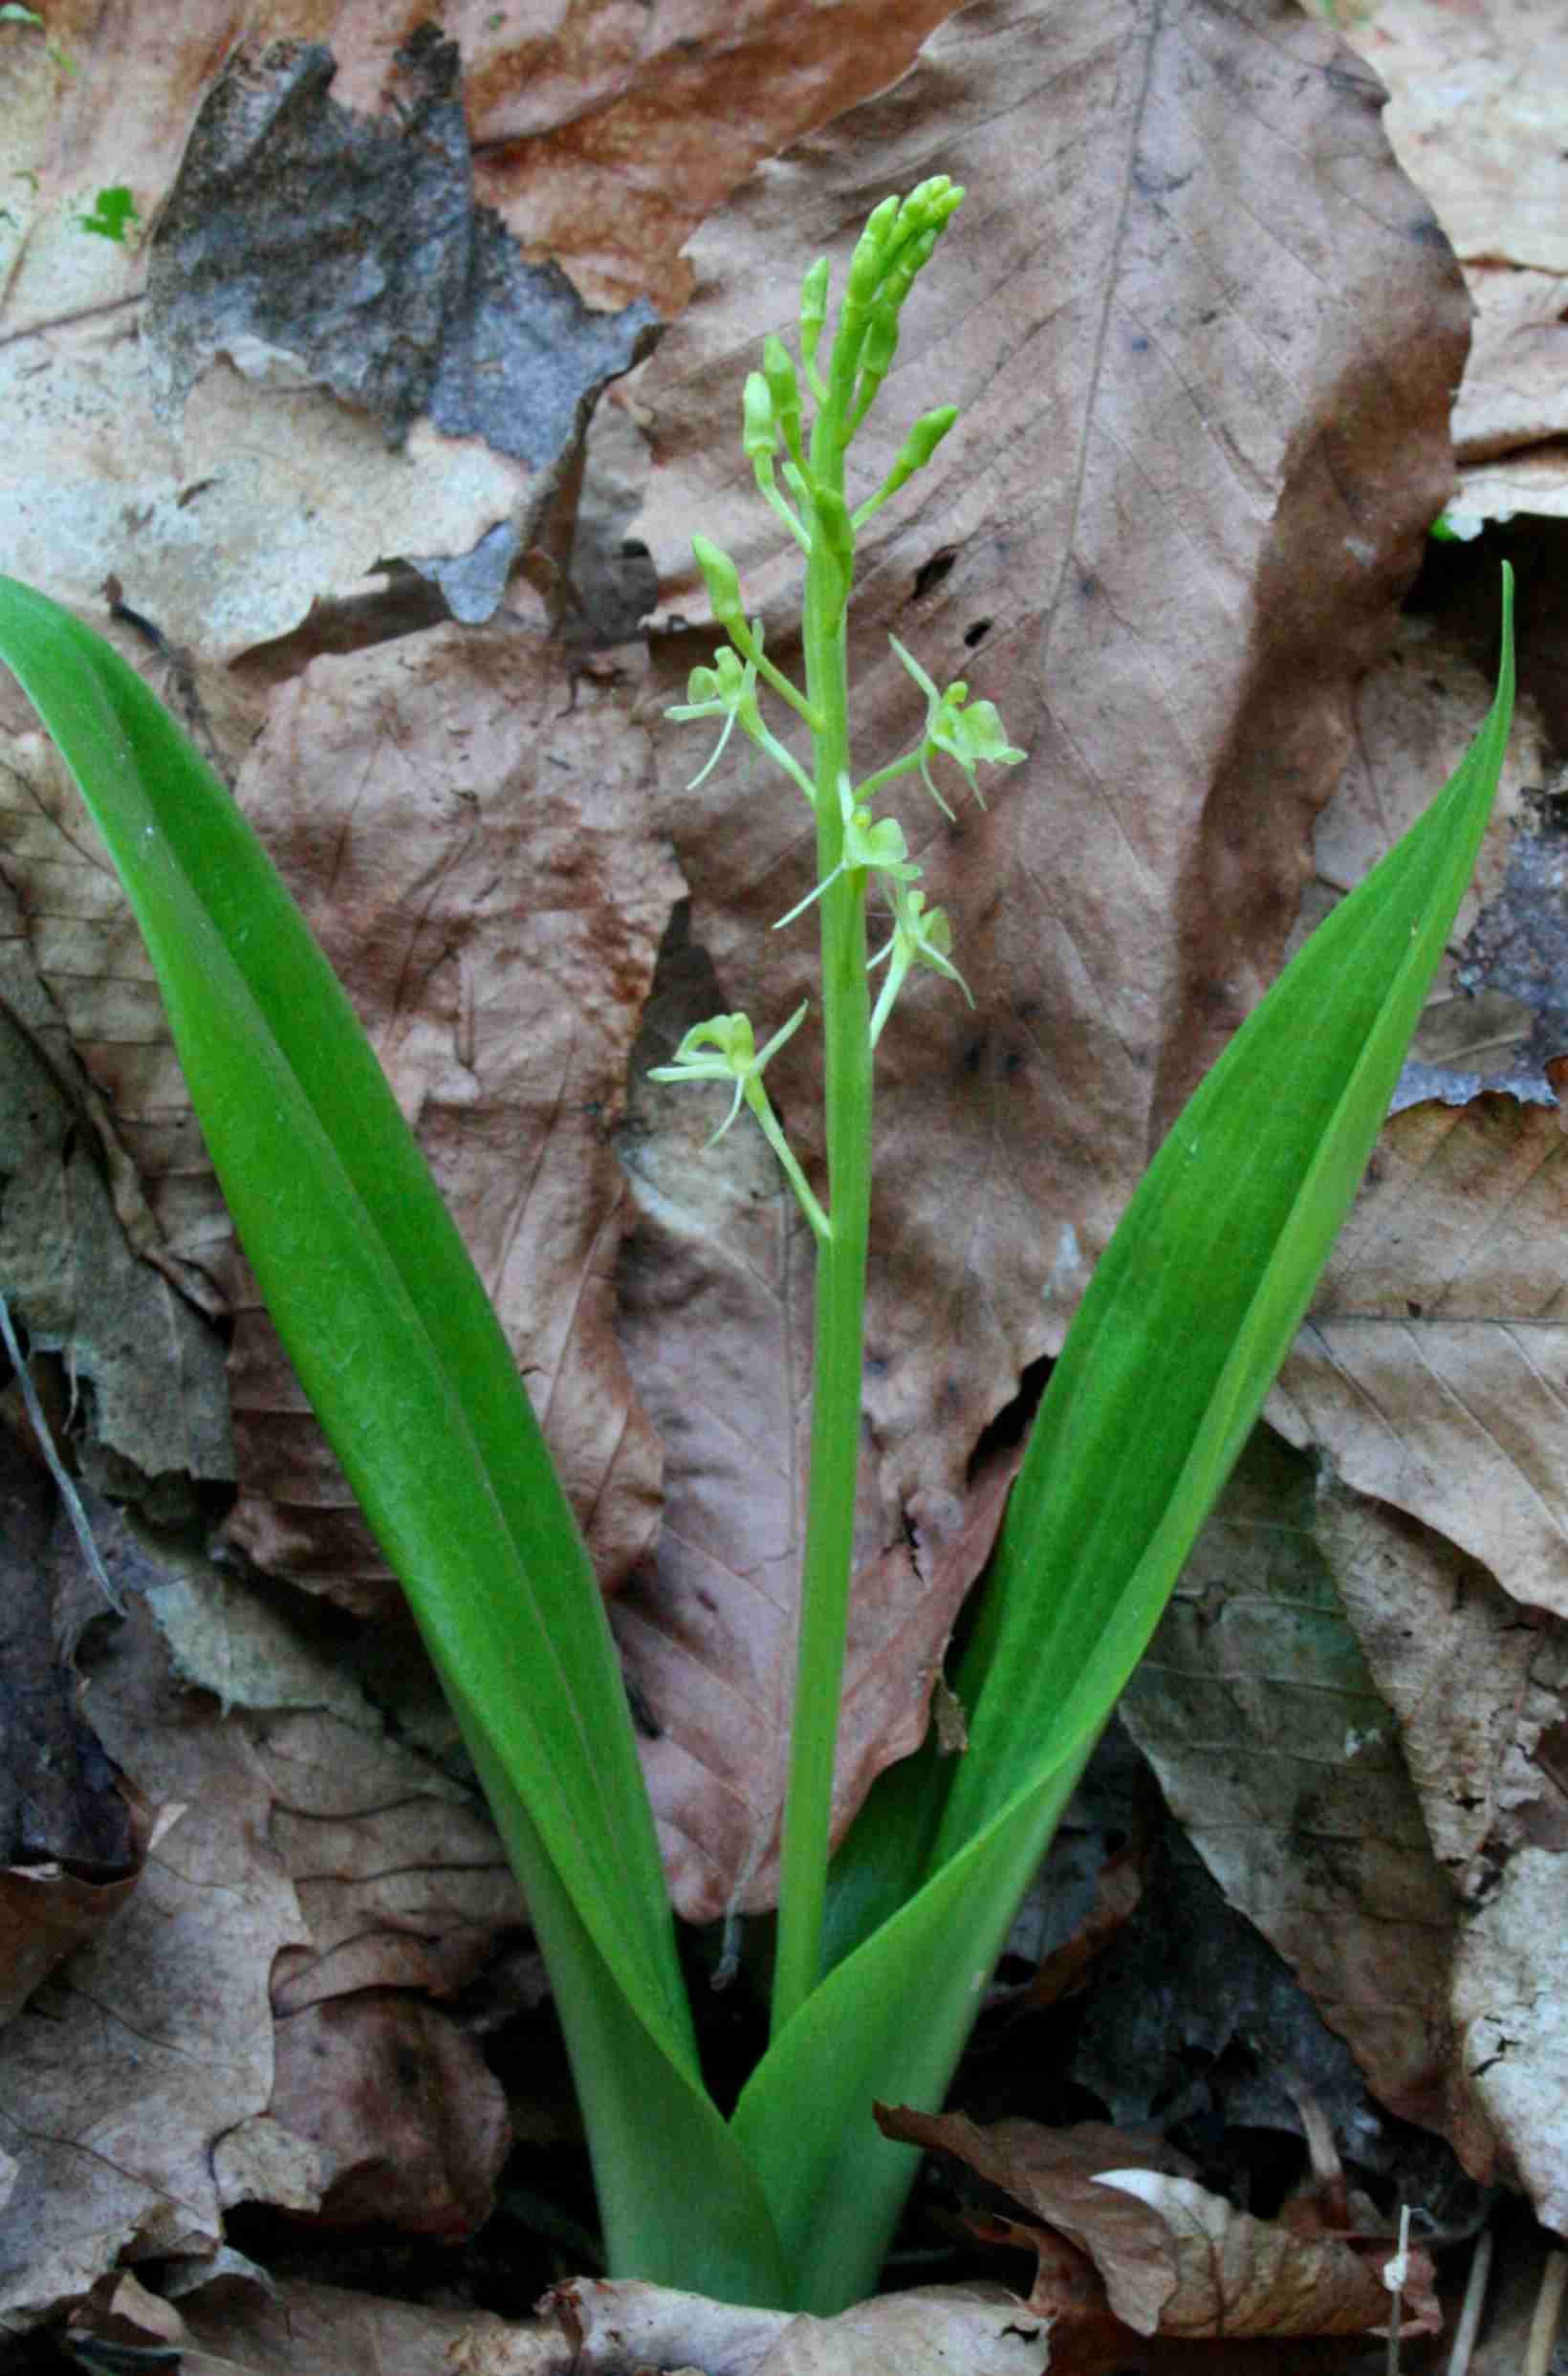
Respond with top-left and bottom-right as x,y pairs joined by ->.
867,885 -> 973,1047
665,640 -> 761,790
649,1004 -> 809,1148
889,634 -> 1025,817
649,1003 -> 831,1242
774,773 -> 922,931
665,623 -> 817,807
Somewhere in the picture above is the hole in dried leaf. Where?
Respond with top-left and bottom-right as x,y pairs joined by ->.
913,548 -> 956,599
965,1353 -> 1052,1487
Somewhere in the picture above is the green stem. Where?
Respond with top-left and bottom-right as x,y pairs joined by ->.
771,422 -> 873,2042
853,749 -> 925,806
747,1081 -> 832,1245
727,616 -> 823,734
749,721 -> 817,809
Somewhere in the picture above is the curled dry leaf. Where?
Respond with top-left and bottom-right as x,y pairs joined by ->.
553,2274 -> 1048,2376
74,2265 -> 1048,2376
71,2268 -> 561,2376
876,2106 -> 1438,2342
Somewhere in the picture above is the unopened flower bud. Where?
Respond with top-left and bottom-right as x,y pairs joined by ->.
692,533 -> 744,626
743,372 -> 776,461
762,335 -> 803,455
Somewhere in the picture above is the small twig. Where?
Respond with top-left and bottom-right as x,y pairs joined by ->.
0,1287 -> 124,1612
1444,2223 -> 1492,2376
1523,2246 -> 1568,2376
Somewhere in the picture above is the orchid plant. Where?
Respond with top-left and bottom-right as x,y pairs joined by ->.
0,179 -> 1514,2320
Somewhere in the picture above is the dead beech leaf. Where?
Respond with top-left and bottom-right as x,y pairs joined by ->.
876,2106 -> 1436,2342
0,15 -> 644,655
1091,2168 -> 1435,2342
141,1549 -> 525,2013
1326,1493 -> 1568,2220
0,1511 -> 540,2322
0,882 -> 233,1505
1449,264 -> 1568,531
1339,0 -> 1568,275
1112,1415 -> 1568,2220
198,624 -> 679,1603
617,0 -> 1469,1910
0,2 -> 962,652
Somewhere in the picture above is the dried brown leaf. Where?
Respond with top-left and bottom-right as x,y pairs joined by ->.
1278,1083 -> 1568,1625
200,625 -> 680,1602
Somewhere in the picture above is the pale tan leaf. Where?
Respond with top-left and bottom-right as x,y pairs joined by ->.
1334,0 -> 1568,529
1337,0 -> 1568,272
1278,1087 -> 1568,1625
1318,1483 -> 1568,2209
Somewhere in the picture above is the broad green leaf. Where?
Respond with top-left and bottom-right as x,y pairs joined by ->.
459,1714 -> 790,2304
739,572 -> 1515,2311
0,575 -> 794,2295
734,1749 -> 1092,2310
0,579 -> 697,2082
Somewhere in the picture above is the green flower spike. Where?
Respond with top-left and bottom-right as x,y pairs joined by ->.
867,883 -> 973,1049
888,632 -> 1026,817
773,772 -> 922,932
649,1005 -> 830,1243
